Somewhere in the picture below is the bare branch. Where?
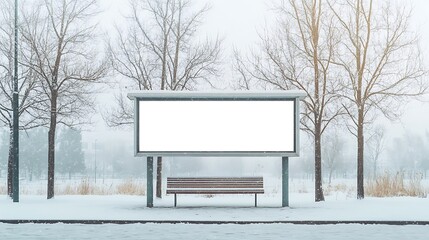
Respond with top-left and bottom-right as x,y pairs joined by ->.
105,0 -> 222,127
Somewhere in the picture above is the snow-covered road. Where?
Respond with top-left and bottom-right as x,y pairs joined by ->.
1,223 -> 428,240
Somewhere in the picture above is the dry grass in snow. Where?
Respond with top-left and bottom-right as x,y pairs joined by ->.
116,179 -> 146,195
0,184 -> 5,195
1,175 -> 428,198
57,178 -> 146,196
324,183 -> 355,198
0,178 -> 146,196
366,172 -> 427,197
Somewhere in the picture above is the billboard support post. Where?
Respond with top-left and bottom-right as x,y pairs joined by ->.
282,156 -> 289,207
147,156 -> 153,208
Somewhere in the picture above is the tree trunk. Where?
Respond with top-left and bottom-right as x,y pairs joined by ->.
157,10 -> 168,198
7,125 -> 13,197
329,167 -> 333,185
156,6 -> 168,198
310,7 -> 324,202
315,123 -> 325,202
47,94 -> 57,199
156,156 -> 162,198
373,157 -> 377,180
160,0 -> 169,90
172,6 -> 181,89
357,108 -> 365,199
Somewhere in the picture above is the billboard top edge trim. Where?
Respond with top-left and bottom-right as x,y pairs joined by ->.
135,151 -> 299,157
127,90 -> 306,100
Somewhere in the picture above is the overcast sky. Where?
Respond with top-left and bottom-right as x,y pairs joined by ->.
87,0 -> 429,154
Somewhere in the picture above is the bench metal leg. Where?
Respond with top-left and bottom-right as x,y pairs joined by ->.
174,194 -> 177,207
255,194 -> 257,207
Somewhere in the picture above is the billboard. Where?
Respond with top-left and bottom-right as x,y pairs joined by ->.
128,91 -> 305,156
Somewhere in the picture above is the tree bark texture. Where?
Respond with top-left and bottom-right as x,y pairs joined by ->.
315,123 -> 325,202
47,94 -> 57,199
156,156 -> 162,198
357,108 -> 365,199
7,126 -> 13,197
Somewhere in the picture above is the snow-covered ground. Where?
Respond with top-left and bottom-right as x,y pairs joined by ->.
1,194 -> 429,221
1,178 -> 428,239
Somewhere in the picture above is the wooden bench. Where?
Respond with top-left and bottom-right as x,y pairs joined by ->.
166,177 -> 264,207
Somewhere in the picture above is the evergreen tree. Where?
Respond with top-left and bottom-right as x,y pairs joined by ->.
57,128 -> 86,179
20,128 -> 48,181
0,130 -> 8,178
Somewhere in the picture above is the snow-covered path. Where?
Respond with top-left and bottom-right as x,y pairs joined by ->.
1,194 -> 429,221
1,223 -> 428,240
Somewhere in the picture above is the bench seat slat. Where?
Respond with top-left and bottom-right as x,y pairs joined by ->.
167,184 -> 264,188
168,177 -> 261,178
167,181 -> 263,183
167,180 -> 262,181
167,180 -> 262,182
167,183 -> 264,188
167,179 -> 263,181
167,190 -> 264,194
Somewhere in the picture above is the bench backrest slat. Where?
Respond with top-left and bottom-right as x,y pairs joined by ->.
167,177 -> 263,189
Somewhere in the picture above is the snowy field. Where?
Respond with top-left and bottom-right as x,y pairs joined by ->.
1,178 -> 429,239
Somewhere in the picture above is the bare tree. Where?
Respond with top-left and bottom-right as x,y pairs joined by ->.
21,0 -> 106,199
388,132 -> 428,175
0,0 -> 44,197
106,0 -> 221,199
329,0 -> 427,199
322,129 -> 345,184
423,132 -> 429,178
365,126 -> 384,180
234,0 -> 342,202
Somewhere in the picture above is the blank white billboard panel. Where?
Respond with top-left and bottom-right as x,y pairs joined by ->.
138,100 -> 295,154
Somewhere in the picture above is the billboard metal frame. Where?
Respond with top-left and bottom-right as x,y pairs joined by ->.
128,91 -> 306,157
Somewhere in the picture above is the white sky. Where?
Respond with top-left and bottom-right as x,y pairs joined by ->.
86,0 -> 429,158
